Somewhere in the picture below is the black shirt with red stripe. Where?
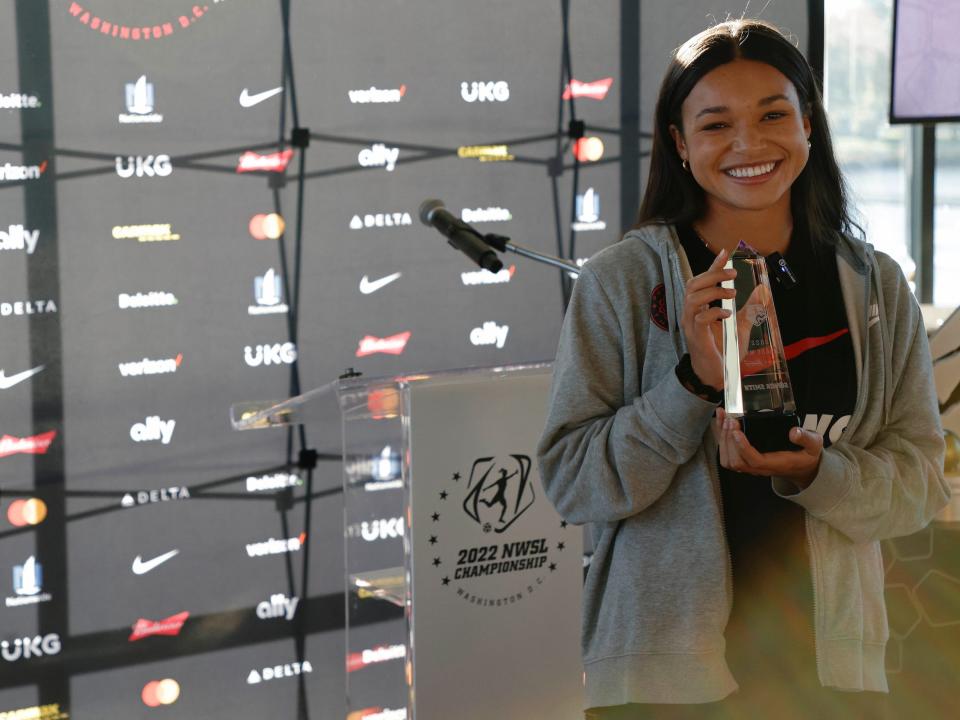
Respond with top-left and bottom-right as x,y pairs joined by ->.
677,224 -> 858,697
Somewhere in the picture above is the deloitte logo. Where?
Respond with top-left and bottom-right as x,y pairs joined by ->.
0,92 -> 40,110
247,661 -> 312,685
246,472 -> 302,493
118,291 -> 178,309
461,207 -> 511,223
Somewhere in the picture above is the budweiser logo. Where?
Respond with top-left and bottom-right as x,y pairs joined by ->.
356,332 -> 411,358
129,611 -> 189,641
562,77 -> 614,100
236,149 -> 294,173
0,431 -> 56,459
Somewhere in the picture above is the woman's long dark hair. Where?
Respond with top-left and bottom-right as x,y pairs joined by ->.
637,19 -> 861,246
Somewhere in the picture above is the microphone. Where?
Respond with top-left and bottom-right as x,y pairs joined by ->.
419,199 -> 503,273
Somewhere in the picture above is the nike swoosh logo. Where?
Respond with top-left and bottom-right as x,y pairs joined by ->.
783,329 -> 850,361
359,272 -> 402,294
239,86 -> 283,108
0,365 -> 45,390
132,549 -> 179,575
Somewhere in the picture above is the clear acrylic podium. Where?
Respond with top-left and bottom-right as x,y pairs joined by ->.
232,364 -> 583,720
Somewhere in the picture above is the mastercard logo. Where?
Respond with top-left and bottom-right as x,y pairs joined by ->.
249,213 -> 286,240
141,678 -> 180,707
7,498 -> 47,527
572,136 -> 605,162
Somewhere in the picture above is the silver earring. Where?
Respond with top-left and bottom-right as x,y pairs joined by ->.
682,159 -> 689,171
807,140 -> 812,149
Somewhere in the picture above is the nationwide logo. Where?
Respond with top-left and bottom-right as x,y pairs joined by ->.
457,144 -> 514,162
132,549 -> 178,575
562,77 -> 614,100
358,143 -> 399,172
6,556 -> 52,608
66,2 -> 219,40
0,161 -> 47,182
1,634 -> 61,663
6,498 -> 47,527
121,486 -> 190,508
461,207 -> 512,223
572,188 -> 607,232
249,213 -> 285,240
461,265 -> 515,286
0,226 -> 39,254
112,223 -> 180,242
0,704 -> 68,720
344,446 -> 402,490
246,472 -> 302,493
119,354 -> 182,378
115,154 -> 172,178
118,291 -> 178,309
461,81 -> 510,103
349,85 -> 407,104
129,611 -> 189,641
0,431 -> 56,459
346,517 -> 404,543
119,75 -> 162,123
236,149 -> 294,174
256,593 -> 299,621
359,272 -> 401,295
141,679 -> 180,707
239,86 -> 283,108
0,365 -> 44,390
347,708 -> 406,720
356,332 -> 411,358
247,661 -> 313,685
130,416 -> 176,445
470,321 -> 510,349
573,137 -> 604,162
347,644 -> 406,672
0,300 -> 57,317
0,93 -> 40,110
250,269 -> 288,315
244,343 -> 297,367
246,533 -> 306,558
349,212 -> 412,230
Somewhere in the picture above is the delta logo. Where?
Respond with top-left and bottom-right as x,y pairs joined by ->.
562,77 -> 614,100
356,332 -> 411,358
0,161 -> 47,182
461,265 -> 515,286
121,486 -> 190,508
349,85 -> 407,104
246,533 -> 306,558
129,611 -> 189,642
0,300 -> 57,317
249,213 -> 285,240
112,223 -> 180,243
237,149 -> 294,174
0,704 -> 68,720
6,498 -> 47,527
141,679 -> 180,707
349,212 -> 412,230
347,644 -> 406,672
246,660 -> 312,685
118,353 -> 183,378
457,144 -> 514,162
0,431 -> 56,459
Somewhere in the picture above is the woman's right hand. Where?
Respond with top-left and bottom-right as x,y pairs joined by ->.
680,248 -> 737,390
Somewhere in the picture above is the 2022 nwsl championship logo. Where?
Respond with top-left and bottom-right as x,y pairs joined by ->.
426,454 -> 570,608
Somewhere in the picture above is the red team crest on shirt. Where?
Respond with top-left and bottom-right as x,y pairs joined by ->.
650,284 -> 668,331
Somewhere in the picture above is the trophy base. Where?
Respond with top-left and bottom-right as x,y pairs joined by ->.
741,413 -> 801,454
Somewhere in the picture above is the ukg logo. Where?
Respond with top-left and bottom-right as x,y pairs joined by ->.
1,634 -> 61,663
115,154 -> 172,178
244,343 -> 297,367
461,81 -> 510,102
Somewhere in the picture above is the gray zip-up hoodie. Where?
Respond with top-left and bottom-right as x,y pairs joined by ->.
537,223 -> 950,708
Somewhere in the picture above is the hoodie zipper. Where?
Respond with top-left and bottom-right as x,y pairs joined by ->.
804,513 -> 824,679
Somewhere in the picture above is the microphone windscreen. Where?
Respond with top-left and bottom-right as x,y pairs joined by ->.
418,198 -> 444,226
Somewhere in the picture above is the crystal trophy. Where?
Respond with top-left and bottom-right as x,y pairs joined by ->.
721,242 -> 798,450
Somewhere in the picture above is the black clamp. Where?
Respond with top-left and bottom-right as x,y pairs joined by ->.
291,127 -> 311,148
297,448 -> 318,471
568,119 -> 585,139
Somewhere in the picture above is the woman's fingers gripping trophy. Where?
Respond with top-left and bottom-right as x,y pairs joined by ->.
680,248 -> 737,390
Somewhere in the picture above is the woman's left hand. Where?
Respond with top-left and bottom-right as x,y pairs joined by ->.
714,407 -> 823,490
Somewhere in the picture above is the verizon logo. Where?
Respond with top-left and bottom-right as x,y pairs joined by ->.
237,149 -> 293,173
356,332 -> 411,358
349,85 -> 406,104
246,533 -> 306,558
0,161 -> 47,182
129,611 -> 189,642
461,265 -> 515,286
562,77 -> 614,100
0,431 -> 55,459
119,354 -> 183,377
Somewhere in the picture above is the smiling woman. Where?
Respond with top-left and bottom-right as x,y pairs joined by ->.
537,18 -> 949,720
